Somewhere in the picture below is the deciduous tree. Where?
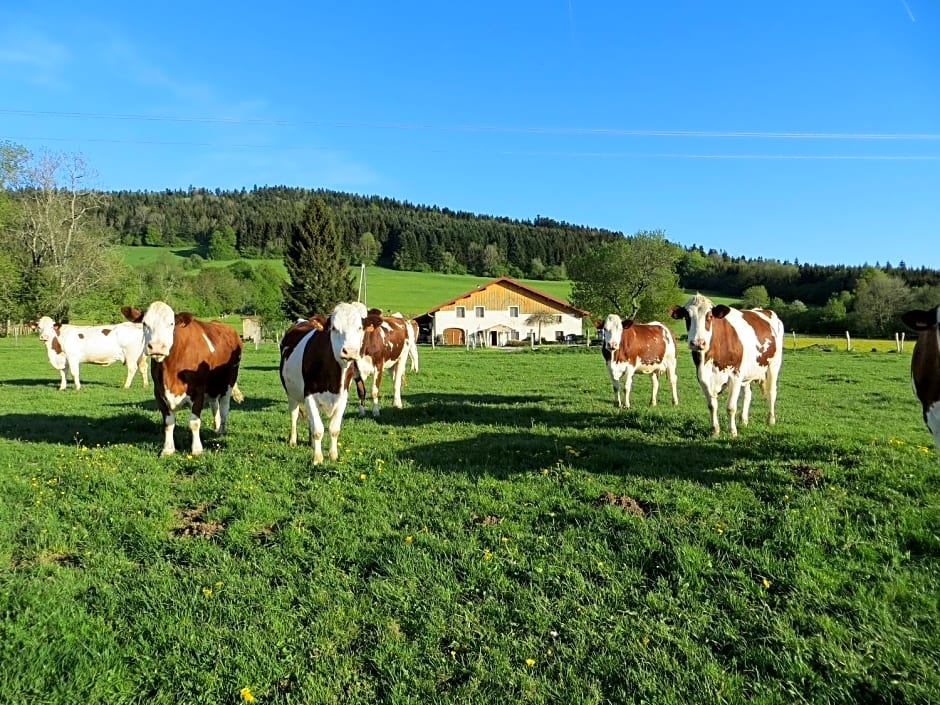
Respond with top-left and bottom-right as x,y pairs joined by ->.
568,230 -> 683,320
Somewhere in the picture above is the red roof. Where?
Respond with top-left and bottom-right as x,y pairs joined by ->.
422,276 -> 589,317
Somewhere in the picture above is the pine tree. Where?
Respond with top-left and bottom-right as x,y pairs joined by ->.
281,196 -> 355,319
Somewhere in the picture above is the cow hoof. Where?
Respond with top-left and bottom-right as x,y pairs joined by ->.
159,449 -> 176,457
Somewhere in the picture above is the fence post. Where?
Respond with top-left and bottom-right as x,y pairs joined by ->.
845,331 -> 852,352
791,331 -> 797,350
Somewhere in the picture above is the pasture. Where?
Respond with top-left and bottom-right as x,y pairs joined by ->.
0,335 -> 937,704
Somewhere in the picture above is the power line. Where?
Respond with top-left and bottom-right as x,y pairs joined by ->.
2,108 -> 940,141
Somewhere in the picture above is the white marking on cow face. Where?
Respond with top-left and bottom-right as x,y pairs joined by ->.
35,316 -> 57,344
141,301 -> 177,362
601,314 -> 623,352
682,294 -> 717,352
329,302 -> 365,364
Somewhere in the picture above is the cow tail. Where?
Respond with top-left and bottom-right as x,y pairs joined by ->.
231,383 -> 245,403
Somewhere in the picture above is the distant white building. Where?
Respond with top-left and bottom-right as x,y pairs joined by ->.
416,276 -> 589,347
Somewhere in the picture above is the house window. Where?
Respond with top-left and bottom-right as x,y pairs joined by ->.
509,306 -> 519,318
554,315 -> 562,324
475,306 -> 485,318
510,330 -> 520,341
455,306 -> 466,318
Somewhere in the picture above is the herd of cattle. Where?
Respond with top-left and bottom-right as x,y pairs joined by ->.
25,296 -> 940,460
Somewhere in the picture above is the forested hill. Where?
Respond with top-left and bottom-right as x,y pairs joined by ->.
98,186 -> 940,308
100,186 -> 620,280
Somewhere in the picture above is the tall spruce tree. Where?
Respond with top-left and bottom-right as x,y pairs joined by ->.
281,196 -> 355,319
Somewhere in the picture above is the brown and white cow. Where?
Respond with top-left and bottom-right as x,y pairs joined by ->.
901,305 -> 940,454
670,294 -> 784,437
279,302 -> 366,464
121,302 -> 243,456
28,316 -> 148,391
600,313 -> 678,408
345,309 -> 419,418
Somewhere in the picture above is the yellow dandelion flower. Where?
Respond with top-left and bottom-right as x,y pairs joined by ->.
500,536 -> 509,543
642,635 -> 650,646
761,577 -> 771,589
359,473 -> 367,481
202,587 -> 213,597
525,658 -> 535,667
405,535 -> 414,543
240,686 -> 256,703
482,548 -> 493,561
541,468 -> 549,476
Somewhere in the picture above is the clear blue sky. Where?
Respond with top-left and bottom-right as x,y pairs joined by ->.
2,1 -> 938,269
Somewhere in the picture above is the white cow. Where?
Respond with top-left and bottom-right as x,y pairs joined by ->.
670,294 -> 784,437
29,316 -> 148,391
600,313 -> 678,408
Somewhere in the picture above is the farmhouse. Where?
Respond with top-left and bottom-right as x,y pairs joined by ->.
416,276 -> 589,347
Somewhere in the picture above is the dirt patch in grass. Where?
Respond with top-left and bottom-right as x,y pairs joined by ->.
789,463 -> 824,486
171,503 -> 224,539
469,512 -> 500,526
593,492 -> 653,517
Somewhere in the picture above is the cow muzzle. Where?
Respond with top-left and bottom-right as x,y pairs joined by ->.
689,339 -> 707,352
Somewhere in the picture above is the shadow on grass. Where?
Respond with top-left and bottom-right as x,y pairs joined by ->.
0,411 -> 157,446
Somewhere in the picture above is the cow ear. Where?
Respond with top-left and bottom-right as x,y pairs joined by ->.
176,313 -> 194,327
668,305 -> 687,321
121,306 -> 144,323
622,319 -> 635,329
712,305 -> 732,319
901,310 -> 933,331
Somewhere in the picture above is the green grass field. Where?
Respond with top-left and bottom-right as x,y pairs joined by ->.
118,246 -> 576,317
0,334 -> 937,704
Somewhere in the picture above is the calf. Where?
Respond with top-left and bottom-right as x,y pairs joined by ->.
600,313 -> 678,408
279,302 -> 365,464
346,309 -> 419,417
901,305 -> 940,453
121,302 -> 243,456
28,316 -> 148,391
670,294 -> 784,436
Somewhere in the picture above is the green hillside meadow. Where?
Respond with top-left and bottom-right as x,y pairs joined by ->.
0,328 -> 937,703
118,246 -> 575,318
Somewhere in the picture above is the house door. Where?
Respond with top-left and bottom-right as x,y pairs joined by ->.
443,328 -> 464,345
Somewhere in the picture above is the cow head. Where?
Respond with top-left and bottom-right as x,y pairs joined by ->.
122,301 -> 189,362
32,316 -> 59,345
669,293 -> 731,353
902,306 -> 940,336
601,313 -> 632,352
328,302 -> 365,364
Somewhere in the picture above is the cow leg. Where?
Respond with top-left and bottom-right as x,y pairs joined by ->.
122,362 -> 136,389
357,374 -> 367,418
622,368 -> 635,409
188,394 -> 205,456
287,398 -> 301,447
305,396 -> 325,464
161,411 -> 177,456
649,372 -> 660,407
57,367 -> 68,391
928,403 -> 940,455
765,369 -> 779,426
667,361 -> 679,405
68,359 -> 82,391
327,393 -> 347,461
725,381 -> 742,437
705,392 -> 721,437
391,360 -> 405,409
371,370 -> 382,418
740,383 -> 752,426
216,390 -> 233,435
610,374 -> 622,408
138,355 -> 149,388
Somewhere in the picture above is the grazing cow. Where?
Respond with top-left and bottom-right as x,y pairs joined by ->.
600,314 -> 678,408
669,294 -> 784,436
121,302 -> 243,456
901,305 -> 940,453
279,302 -> 366,464
346,309 -> 419,418
28,316 -> 148,391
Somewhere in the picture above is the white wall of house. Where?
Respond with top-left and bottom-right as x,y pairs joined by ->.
432,305 -> 584,345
